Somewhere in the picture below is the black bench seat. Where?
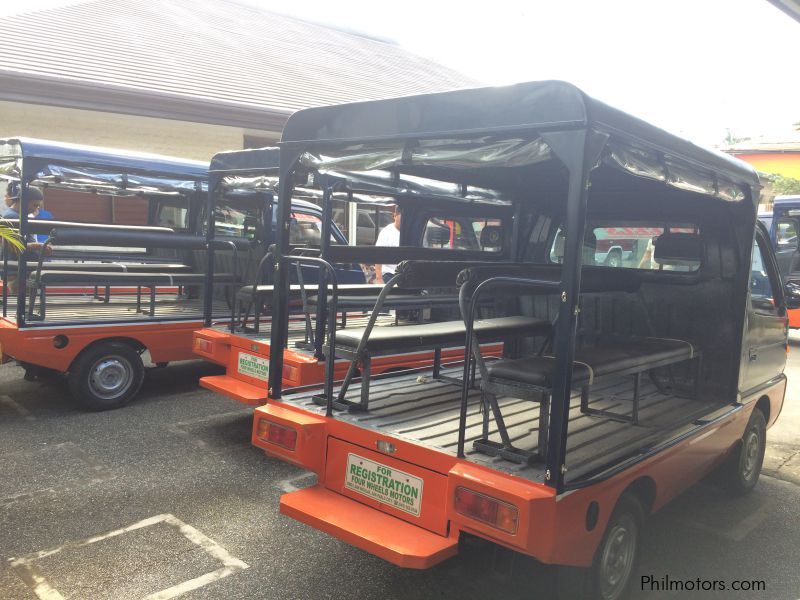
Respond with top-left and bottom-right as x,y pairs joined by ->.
335,316 -> 551,352
476,336 -> 699,465
4,261 -> 191,273
325,316 -> 552,412
33,270 -> 233,286
27,270 -> 235,319
486,337 -> 695,388
237,283 -> 383,302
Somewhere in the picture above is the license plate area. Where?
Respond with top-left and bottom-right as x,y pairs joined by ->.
345,453 -> 423,516
236,351 -> 269,382
326,437 -> 449,535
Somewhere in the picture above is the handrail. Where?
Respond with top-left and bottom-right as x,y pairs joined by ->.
280,255 -> 339,416
456,276 -> 560,459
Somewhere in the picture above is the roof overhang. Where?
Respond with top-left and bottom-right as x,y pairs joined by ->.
0,70 -> 292,133
768,0 -> 800,21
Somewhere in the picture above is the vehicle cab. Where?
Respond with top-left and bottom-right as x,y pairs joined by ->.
760,195 -> 800,327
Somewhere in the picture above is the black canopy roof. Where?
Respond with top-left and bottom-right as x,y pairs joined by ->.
209,147 -> 281,174
280,80 -> 759,189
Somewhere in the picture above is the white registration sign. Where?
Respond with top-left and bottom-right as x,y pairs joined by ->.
237,352 -> 269,381
345,453 -> 423,517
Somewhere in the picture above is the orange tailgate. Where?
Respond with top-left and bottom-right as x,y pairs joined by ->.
325,437 -> 449,536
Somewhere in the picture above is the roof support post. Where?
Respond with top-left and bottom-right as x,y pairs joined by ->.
539,128 -> 608,493
268,147 -> 304,399
202,177 -> 216,327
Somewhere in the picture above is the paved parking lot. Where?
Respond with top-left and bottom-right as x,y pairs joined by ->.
1,344 -> 799,599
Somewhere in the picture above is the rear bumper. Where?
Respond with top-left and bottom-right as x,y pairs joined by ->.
281,485 -> 458,569
254,402 -> 559,568
199,374 -> 267,405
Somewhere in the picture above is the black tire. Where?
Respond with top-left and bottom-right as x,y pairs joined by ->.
722,408 -> 767,496
68,342 -> 144,411
556,495 -> 644,600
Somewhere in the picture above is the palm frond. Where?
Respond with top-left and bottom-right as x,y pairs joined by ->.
0,219 -> 24,252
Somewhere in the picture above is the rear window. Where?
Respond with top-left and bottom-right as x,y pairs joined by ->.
550,224 -> 701,271
215,201 -> 260,239
289,211 -> 340,246
423,217 -> 503,252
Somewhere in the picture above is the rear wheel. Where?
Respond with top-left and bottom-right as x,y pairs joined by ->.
721,408 -> 766,495
556,494 -> 643,600
68,342 -> 144,411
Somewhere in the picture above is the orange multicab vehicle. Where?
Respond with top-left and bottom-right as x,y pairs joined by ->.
230,82 -> 789,599
0,138 -> 246,410
193,147 -> 505,403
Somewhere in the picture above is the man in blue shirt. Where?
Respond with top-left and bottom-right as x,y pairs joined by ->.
2,182 -> 44,220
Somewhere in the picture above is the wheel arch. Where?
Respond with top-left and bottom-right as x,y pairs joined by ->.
619,476 -> 656,516
67,336 -> 147,372
755,394 -> 770,423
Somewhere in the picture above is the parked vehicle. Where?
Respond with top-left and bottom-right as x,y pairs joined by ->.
246,82 -> 791,599
759,195 -> 800,327
193,148 -> 502,404
0,138 -> 236,410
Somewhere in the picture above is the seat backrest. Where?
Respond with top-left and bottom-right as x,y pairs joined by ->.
480,225 -> 503,251
653,232 -> 703,271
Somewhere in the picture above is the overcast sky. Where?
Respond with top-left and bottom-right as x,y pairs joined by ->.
4,0 -> 799,147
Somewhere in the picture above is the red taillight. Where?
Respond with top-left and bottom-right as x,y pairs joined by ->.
196,338 -> 213,353
257,419 -> 298,451
454,487 -> 518,534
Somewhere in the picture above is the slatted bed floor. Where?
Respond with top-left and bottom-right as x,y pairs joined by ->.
1,294 -> 233,325
279,365 -> 725,484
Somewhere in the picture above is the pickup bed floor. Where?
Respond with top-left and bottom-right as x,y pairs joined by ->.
279,365 -> 725,484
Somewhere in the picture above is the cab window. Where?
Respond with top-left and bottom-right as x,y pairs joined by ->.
549,223 -> 700,271
751,236 -> 781,315
776,219 -> 798,250
422,216 -> 503,252
289,211 -> 340,246
214,201 -> 260,239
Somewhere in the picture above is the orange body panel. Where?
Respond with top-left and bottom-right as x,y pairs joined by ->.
0,316 -> 202,372
788,308 -> 800,329
252,376 -> 786,569
193,327 -> 503,403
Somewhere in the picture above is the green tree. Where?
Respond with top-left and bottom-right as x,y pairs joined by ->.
0,218 -> 23,252
770,173 -> 800,196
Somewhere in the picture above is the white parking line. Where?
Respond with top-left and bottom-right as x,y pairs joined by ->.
9,513 -> 249,600
0,395 -> 35,421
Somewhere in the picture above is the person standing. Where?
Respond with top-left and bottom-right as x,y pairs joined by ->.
374,207 -> 401,284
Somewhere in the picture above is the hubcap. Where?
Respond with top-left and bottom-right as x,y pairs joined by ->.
88,356 -> 133,400
600,519 -> 636,600
742,430 -> 760,480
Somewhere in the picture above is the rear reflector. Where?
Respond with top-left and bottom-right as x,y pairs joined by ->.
454,487 -> 518,534
196,338 -> 213,353
257,418 -> 298,451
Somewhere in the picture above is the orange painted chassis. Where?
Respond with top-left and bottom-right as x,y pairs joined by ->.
250,378 -> 785,569
193,326 -> 503,405
0,317 -> 201,372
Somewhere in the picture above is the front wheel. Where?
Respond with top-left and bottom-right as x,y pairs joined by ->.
556,494 -> 643,600
721,408 -> 766,495
68,342 -> 144,411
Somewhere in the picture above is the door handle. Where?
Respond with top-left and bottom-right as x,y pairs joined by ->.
749,349 -> 758,361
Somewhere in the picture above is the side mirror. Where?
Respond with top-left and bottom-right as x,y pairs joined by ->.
785,280 -> 800,309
